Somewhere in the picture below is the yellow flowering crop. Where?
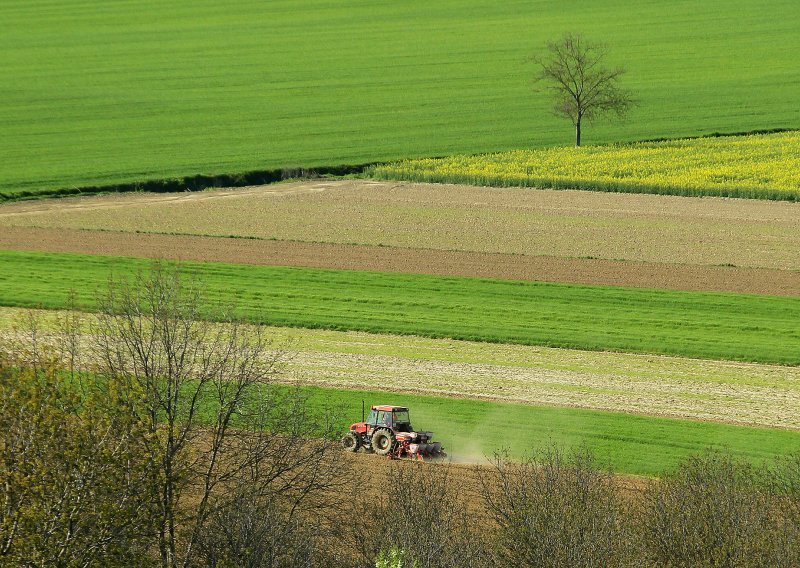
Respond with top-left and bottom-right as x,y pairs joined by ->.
371,131 -> 800,200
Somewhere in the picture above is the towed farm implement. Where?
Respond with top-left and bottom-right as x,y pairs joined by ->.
342,404 -> 446,461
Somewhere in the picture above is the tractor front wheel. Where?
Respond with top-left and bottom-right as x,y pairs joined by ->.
341,432 -> 361,453
371,429 -> 395,456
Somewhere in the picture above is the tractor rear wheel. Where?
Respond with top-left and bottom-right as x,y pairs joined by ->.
371,429 -> 395,456
341,432 -> 360,453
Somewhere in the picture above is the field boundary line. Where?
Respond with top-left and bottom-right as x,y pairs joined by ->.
4,128 -> 798,203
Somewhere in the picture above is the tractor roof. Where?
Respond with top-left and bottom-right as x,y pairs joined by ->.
372,405 -> 409,412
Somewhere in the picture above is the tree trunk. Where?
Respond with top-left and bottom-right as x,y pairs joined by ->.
575,119 -> 582,147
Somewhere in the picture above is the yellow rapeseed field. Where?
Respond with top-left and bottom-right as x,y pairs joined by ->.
372,131 -> 800,200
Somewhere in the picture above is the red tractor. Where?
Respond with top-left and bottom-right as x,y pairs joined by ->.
341,405 -> 446,460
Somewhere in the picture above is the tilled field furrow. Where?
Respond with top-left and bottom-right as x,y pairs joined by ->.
0,226 -> 798,296
2,180 -> 800,273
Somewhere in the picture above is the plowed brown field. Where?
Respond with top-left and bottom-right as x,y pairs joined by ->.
2,180 -> 799,270
342,451 -> 649,497
0,187 -> 800,295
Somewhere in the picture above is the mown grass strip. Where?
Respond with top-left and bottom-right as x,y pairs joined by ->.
1,250 -> 799,365
371,131 -> 800,201
290,385 -> 800,476
4,306 -> 797,430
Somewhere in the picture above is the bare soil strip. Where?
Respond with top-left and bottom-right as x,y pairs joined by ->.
2,180 -> 799,270
343,451 -> 651,495
1,226 -> 798,296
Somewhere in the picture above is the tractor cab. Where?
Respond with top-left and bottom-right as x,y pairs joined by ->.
357,405 -> 412,434
364,405 -> 412,432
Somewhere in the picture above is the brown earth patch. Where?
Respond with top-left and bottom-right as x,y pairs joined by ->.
2,179 -> 799,270
343,451 -> 651,495
1,225 -> 798,296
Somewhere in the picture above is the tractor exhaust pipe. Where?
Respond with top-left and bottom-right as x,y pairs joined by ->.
361,399 -> 365,423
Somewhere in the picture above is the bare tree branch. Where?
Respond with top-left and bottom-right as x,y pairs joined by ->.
86,261 -> 347,568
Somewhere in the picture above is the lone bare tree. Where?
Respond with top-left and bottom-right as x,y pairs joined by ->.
534,33 -> 634,146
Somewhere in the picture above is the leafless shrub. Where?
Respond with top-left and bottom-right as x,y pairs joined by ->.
193,485 -> 315,568
763,452 -> 800,563
348,462 -> 494,568
641,451 -> 798,567
480,446 -> 633,567
770,452 -> 800,522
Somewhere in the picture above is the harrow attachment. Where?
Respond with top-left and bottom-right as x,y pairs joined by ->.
393,432 -> 446,461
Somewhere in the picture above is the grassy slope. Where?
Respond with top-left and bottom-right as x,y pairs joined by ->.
2,250 -> 799,364
2,0 -> 799,195
296,386 -> 800,476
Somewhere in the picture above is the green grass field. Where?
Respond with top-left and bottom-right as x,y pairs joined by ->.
2,249 -> 799,364
2,0 -> 799,196
260,385 -> 800,476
